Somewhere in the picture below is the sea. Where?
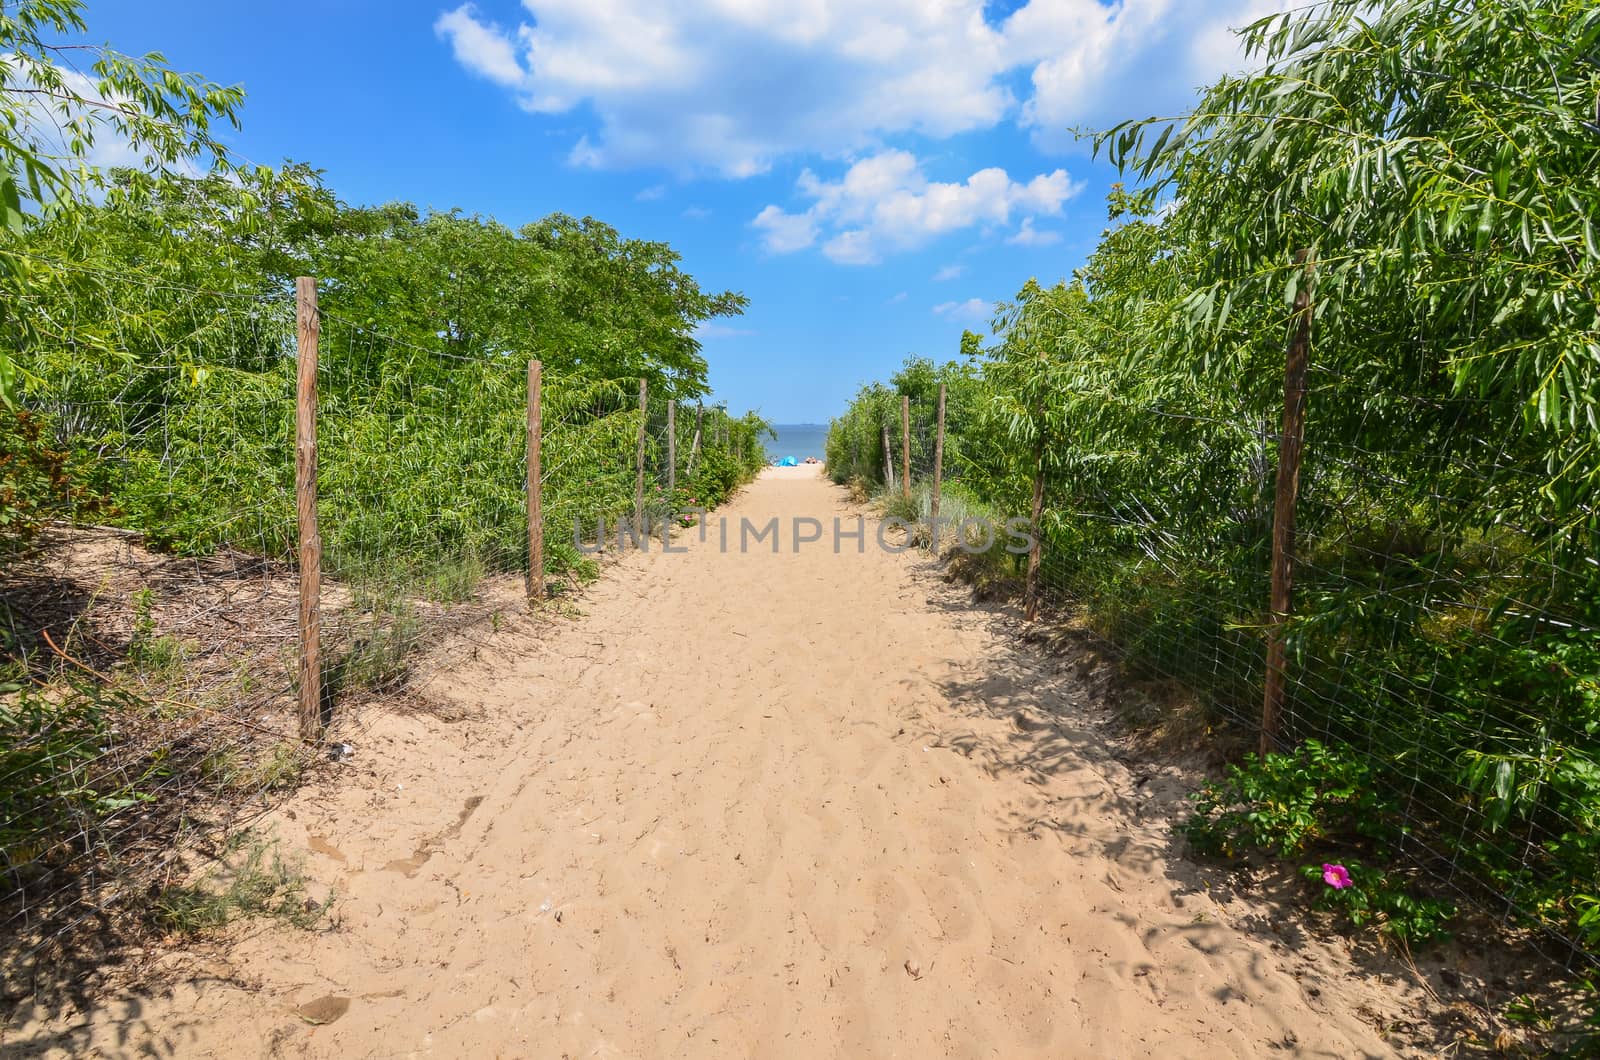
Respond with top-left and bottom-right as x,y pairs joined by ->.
763,423 -> 831,464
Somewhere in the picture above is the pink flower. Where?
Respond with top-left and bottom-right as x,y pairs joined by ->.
1322,863 -> 1352,890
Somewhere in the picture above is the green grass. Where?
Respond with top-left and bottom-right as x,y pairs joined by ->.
420,547 -> 490,604
154,832 -> 330,936
126,587 -> 188,680
326,599 -> 421,695
200,741 -> 304,794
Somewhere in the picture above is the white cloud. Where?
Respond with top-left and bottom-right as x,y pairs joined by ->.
635,183 -> 666,201
1013,0 -> 1297,149
435,0 -> 1009,176
933,264 -> 966,282
933,298 -> 991,323
695,321 -> 754,339
751,204 -> 818,254
1006,217 -> 1062,247
887,291 -> 909,304
753,149 -> 1082,264
682,204 -> 712,219
821,229 -> 878,265
433,0 -> 1289,175
434,5 -> 528,89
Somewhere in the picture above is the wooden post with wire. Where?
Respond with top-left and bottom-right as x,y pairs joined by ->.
1024,429 -> 1045,623
634,378 -> 648,542
1262,249 -> 1315,755
690,403 -> 704,475
294,276 -> 323,741
900,394 -> 912,502
881,419 -> 896,492
930,382 -> 946,549
527,359 -> 544,603
666,397 -> 677,501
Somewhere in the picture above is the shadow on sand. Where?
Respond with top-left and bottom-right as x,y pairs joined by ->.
893,550 -> 1569,1057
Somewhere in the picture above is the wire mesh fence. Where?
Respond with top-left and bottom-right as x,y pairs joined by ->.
4,264 -> 310,988
1034,413 -> 1595,967
826,356 -> 1600,977
0,259 -> 765,991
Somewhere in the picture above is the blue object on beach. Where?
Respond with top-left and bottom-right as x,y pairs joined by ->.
779,455 -> 798,467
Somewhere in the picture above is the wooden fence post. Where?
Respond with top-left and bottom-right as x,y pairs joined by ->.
881,419 -> 896,492
930,382 -> 946,549
666,398 -> 676,501
294,277 -> 322,741
527,359 -> 544,603
900,394 -> 912,502
688,403 -> 703,477
1024,429 -> 1045,623
634,378 -> 648,541
1262,249 -> 1315,755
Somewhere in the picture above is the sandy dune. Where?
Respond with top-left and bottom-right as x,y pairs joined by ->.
12,466 -> 1402,1057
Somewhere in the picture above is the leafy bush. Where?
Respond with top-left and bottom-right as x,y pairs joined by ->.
0,409 -> 93,556
880,489 -> 920,525
12,166 -> 762,590
1184,740 -> 1455,942
0,682 -> 155,869
1296,861 -> 1455,944
1183,741 -> 1393,858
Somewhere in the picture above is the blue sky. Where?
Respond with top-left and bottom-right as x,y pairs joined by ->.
84,0 -> 1285,422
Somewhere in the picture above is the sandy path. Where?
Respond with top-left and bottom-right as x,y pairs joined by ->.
12,466 -> 1400,1058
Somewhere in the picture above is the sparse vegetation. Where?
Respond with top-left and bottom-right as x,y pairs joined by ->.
153,832 -> 328,937
200,742 -> 303,795
328,598 -> 421,695
125,588 -> 186,679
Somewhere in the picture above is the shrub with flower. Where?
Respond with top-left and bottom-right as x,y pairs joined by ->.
1183,741 -> 1455,943
668,486 -> 702,527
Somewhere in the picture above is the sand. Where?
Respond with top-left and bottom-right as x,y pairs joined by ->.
10,465 -> 1404,1057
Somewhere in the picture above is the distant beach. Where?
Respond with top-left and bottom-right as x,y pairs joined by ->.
763,423 -> 830,463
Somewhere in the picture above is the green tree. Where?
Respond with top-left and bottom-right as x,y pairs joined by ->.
1,0 -> 245,405
1105,0 -> 1600,554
